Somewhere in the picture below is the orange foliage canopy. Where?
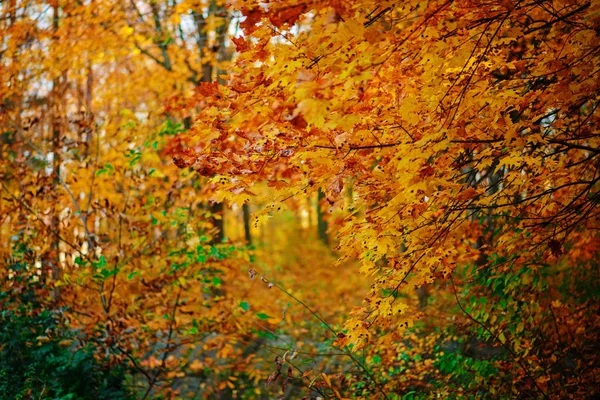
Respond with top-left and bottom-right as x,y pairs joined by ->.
178,0 -> 600,347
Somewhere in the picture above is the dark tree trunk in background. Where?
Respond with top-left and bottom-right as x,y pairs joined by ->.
50,4 -> 62,301
242,203 -> 252,245
195,2 -> 229,245
316,189 -> 329,246
208,202 -> 224,244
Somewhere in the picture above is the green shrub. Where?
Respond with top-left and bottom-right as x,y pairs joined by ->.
0,261 -> 132,400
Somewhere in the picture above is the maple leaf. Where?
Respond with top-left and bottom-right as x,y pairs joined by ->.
196,81 -> 222,98
268,4 -> 308,28
240,7 -> 263,34
231,36 -> 250,52
172,148 -> 198,168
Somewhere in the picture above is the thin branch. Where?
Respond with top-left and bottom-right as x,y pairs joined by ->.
313,142 -> 402,151
18,132 -> 95,251
142,288 -> 182,399
1,181 -> 89,260
261,277 -> 390,400
259,343 -> 347,357
114,345 -> 153,383
523,2 -> 590,34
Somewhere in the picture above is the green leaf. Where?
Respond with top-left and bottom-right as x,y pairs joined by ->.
255,312 -> 271,320
256,330 -> 276,339
92,255 -> 106,269
212,277 -> 222,286
169,249 -> 186,257
103,268 -> 118,278
239,301 -> 250,311
127,271 -> 139,280
96,163 -> 114,176
498,332 -> 506,343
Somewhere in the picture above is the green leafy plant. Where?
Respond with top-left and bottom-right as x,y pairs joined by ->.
0,260 -> 133,400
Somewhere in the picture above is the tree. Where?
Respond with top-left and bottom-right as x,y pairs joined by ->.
181,0 -> 599,339
1,1 -> 262,397
175,0 -> 600,396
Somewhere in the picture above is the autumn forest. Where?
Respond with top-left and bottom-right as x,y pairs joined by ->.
1,0 -> 599,399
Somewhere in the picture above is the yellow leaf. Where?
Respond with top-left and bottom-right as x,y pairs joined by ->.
321,373 -> 333,388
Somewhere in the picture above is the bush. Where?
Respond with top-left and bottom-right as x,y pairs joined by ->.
0,260 -> 132,400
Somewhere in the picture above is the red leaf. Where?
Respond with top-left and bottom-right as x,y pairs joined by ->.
240,8 -> 263,34
172,148 -> 198,169
265,370 -> 279,386
231,36 -> 250,52
196,82 -> 221,97
268,4 -> 307,28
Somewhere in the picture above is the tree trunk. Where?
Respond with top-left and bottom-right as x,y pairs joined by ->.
208,202 -> 224,244
50,4 -> 62,301
242,203 -> 252,245
316,189 -> 329,246
196,2 -> 230,245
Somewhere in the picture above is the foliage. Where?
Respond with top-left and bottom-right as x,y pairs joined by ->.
173,0 -> 600,398
182,0 -> 600,340
0,257 -> 132,400
1,0 -> 599,399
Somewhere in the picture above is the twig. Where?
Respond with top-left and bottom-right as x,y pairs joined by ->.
18,132 -> 95,251
264,278 -> 390,400
142,288 -> 182,399
1,181 -> 89,260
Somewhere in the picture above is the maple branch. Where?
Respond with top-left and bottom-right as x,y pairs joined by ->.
378,3 -> 452,88
389,203 -> 469,302
261,346 -> 328,399
260,344 -> 347,357
546,300 -> 563,347
450,138 -> 502,144
523,2 -> 590,34
547,139 -> 600,154
534,176 -> 599,229
390,123 -> 415,141
445,9 -> 512,127
439,14 -> 495,114
549,192 -> 599,240
448,177 -> 599,213
128,0 -> 149,26
133,41 -> 170,70
364,6 -> 392,28
150,2 -> 172,71
105,199 -> 129,315
313,141 -> 402,151
85,120 -> 101,214
19,136 -> 95,252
